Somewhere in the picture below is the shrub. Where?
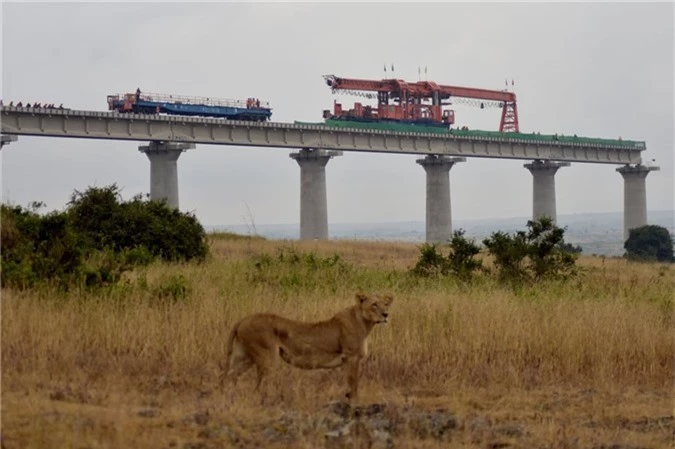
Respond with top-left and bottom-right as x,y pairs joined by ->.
68,185 -> 208,262
412,243 -> 447,277
482,230 -> 529,282
624,225 -> 674,262
412,230 -> 483,280
248,246 -> 352,293
1,204 -> 84,289
1,184 -> 209,290
67,185 -> 123,250
482,217 -> 578,283
447,230 -> 484,279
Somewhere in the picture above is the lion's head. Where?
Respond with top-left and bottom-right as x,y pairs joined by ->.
355,292 -> 394,324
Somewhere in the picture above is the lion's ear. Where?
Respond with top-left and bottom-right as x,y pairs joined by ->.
355,292 -> 369,304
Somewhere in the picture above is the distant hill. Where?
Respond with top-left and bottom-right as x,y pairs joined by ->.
208,210 -> 674,257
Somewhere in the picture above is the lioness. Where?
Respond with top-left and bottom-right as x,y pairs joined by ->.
221,292 -> 393,400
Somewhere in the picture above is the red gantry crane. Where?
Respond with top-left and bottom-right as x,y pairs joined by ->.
323,74 -> 519,132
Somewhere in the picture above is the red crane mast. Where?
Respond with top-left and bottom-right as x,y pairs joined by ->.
323,74 -> 519,132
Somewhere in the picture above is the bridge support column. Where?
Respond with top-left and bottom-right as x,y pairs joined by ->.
290,148 -> 342,240
139,141 -> 195,209
524,160 -> 570,223
616,164 -> 659,241
416,155 -> 465,244
1,135 -> 18,150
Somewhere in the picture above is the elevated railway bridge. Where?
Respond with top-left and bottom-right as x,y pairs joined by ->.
1,106 -> 658,242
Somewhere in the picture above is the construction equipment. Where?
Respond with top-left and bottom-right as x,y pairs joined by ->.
323,74 -> 519,132
107,89 -> 272,121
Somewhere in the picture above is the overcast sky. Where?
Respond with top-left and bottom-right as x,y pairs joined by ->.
1,2 -> 673,228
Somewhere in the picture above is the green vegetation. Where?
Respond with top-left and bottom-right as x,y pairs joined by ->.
412,218 -> 579,285
481,217 -> 578,283
0,184 -> 208,289
412,230 -> 484,280
624,224 -> 674,262
208,231 -> 266,241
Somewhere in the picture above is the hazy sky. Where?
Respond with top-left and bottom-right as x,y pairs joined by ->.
2,2 -> 673,227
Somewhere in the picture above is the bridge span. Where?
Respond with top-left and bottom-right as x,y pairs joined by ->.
0,106 -> 659,242
1,106 -> 643,164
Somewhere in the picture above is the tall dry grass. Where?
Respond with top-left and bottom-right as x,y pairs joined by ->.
2,237 -> 672,397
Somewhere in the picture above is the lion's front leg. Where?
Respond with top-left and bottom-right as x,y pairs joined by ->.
344,356 -> 362,401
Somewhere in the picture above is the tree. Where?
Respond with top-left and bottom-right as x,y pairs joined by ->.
624,225 -> 674,262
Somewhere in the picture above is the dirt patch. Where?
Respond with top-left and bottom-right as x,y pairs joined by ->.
2,385 -> 672,449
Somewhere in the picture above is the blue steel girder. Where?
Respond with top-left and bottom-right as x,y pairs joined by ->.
0,107 -> 644,165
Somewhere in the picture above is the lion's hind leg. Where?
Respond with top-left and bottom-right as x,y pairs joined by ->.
251,348 -> 277,392
221,339 -> 254,388
240,341 -> 278,392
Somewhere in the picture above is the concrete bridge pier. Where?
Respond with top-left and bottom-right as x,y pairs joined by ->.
1,135 -> 18,149
416,155 -> 466,243
616,164 -> 659,241
290,148 -> 342,240
139,141 -> 195,209
524,160 -> 570,223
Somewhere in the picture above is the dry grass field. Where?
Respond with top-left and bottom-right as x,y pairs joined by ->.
2,236 -> 673,448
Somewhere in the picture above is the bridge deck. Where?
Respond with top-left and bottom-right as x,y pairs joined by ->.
0,106 -> 644,165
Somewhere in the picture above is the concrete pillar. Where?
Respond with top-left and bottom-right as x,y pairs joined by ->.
289,148 -> 342,240
138,141 -> 195,209
524,160 -> 570,223
616,164 -> 659,241
0,135 -> 18,149
416,155 -> 466,243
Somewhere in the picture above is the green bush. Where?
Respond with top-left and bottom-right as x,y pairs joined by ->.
1,184 -> 208,290
248,246 -> 352,293
447,229 -> 484,279
68,185 -> 208,262
412,243 -> 447,277
624,225 -> 674,262
1,204 -> 85,289
482,217 -> 578,283
412,230 -> 484,280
